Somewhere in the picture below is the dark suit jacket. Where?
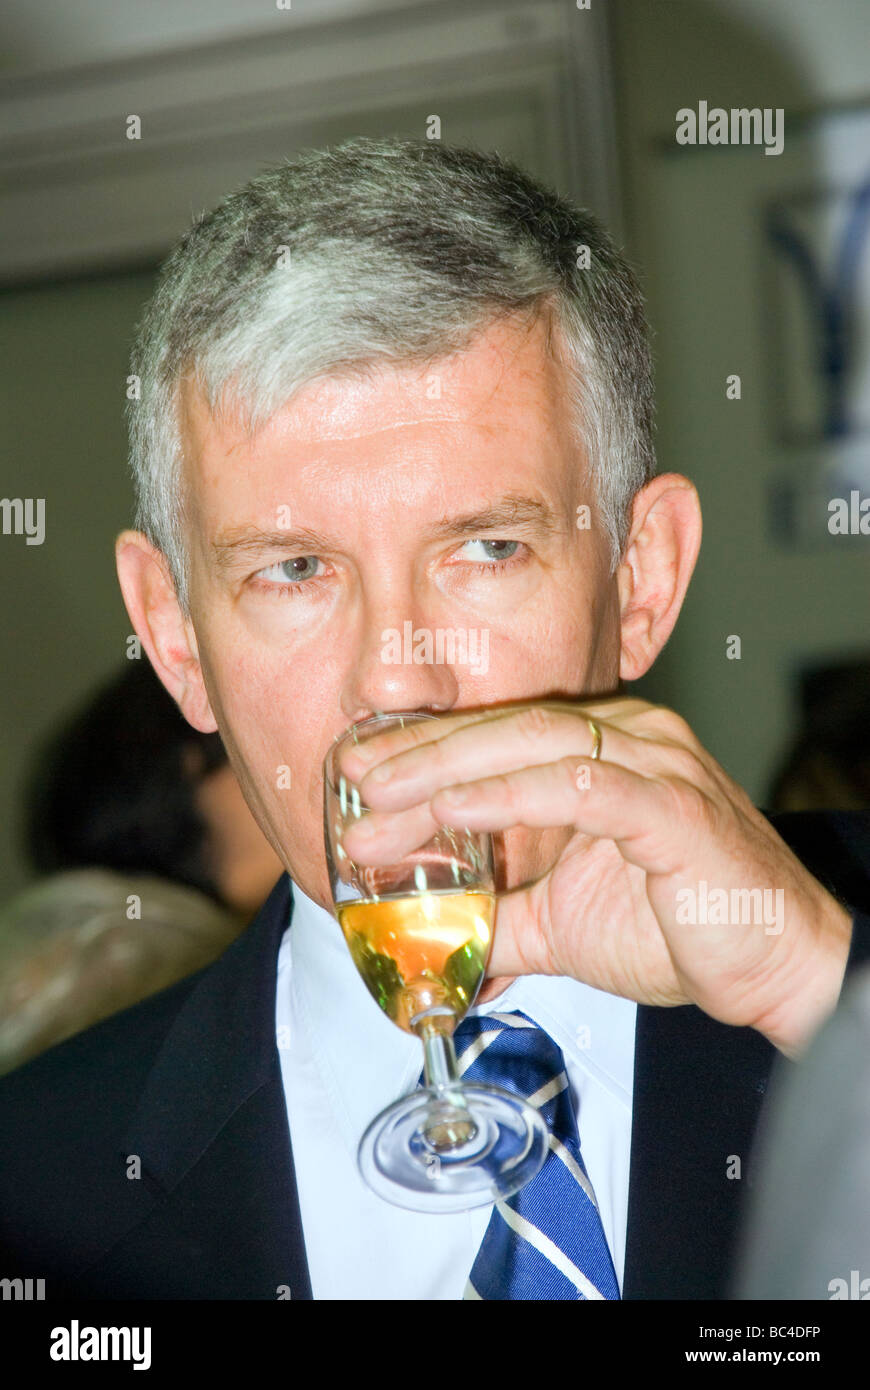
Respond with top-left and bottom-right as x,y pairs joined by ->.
1,811 -> 869,1300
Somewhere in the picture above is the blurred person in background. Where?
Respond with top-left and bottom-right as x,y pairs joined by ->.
768,659 -> 870,814
0,660 -> 282,1075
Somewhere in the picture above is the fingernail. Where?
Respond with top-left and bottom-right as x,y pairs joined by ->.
352,744 -> 377,765
440,784 -> 469,804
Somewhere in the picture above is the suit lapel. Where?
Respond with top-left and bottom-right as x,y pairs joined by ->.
78,873 -> 313,1300
622,1001 -> 781,1299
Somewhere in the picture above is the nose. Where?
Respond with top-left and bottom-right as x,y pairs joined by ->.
339,596 -> 460,722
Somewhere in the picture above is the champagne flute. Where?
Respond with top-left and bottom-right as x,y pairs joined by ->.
324,711 -> 548,1212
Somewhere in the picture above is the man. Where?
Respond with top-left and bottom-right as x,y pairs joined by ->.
1,138 -> 868,1300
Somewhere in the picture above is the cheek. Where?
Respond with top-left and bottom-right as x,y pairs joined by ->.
199,647 -> 338,822
448,562 -> 541,618
475,595 -> 608,696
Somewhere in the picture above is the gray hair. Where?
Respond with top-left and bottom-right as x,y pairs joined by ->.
126,137 -> 655,615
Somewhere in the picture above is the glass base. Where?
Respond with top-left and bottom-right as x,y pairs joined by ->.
358,1082 -> 549,1212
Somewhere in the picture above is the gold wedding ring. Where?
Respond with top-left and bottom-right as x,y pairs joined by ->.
586,718 -> 602,761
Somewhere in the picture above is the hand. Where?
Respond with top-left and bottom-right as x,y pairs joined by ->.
339,698 -> 854,1057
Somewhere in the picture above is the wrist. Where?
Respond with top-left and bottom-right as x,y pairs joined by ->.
757,892 -> 854,1058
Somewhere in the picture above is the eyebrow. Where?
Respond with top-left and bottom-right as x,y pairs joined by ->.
211,494 -> 562,572
426,495 -> 562,541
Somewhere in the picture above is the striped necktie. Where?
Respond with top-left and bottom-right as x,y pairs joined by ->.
443,1009 -> 621,1300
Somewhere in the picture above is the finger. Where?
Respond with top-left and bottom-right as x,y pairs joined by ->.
337,695 -> 652,784
429,755 -> 704,877
354,709 -> 707,812
339,800 -> 443,866
354,705 -> 612,807
338,706 -> 509,783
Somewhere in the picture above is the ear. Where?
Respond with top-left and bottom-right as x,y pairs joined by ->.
617,474 -> 702,681
115,530 -> 218,733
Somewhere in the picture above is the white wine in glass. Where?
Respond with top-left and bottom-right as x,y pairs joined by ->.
337,888 -> 494,1032
324,711 -> 548,1212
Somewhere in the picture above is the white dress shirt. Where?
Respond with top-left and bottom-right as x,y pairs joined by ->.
275,880 -> 637,1299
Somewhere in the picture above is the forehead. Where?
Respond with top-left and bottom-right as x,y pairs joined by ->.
177,312 -> 580,509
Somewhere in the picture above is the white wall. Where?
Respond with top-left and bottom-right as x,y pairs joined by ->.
0,0 -> 432,74
613,0 -> 870,801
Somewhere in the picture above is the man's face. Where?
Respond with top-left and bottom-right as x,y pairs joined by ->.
176,312 -> 622,907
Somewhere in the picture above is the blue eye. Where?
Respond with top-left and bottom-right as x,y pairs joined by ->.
460,539 -> 519,562
257,556 -> 323,586
251,537 -> 525,601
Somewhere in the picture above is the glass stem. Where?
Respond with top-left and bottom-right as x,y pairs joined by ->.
416,1019 -> 477,1149
421,1028 -> 461,1092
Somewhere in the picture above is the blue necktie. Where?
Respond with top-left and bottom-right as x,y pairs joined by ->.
434,1009 -> 621,1300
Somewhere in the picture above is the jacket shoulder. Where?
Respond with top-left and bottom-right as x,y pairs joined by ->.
0,965 -> 201,1110
0,969 -> 204,1278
